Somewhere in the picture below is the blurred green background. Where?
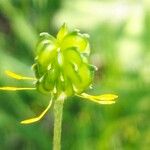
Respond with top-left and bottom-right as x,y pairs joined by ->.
0,0 -> 150,149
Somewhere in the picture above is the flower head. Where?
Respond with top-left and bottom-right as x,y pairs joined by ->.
33,23 -> 95,96
0,24 -> 118,124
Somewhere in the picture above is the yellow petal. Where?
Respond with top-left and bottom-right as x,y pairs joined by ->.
90,94 -> 118,101
92,100 -> 116,105
21,99 -> 53,124
0,87 -> 35,91
78,93 -> 118,105
5,70 -> 36,80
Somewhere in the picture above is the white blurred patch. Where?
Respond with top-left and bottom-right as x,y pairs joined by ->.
117,38 -> 143,71
53,0 -> 143,30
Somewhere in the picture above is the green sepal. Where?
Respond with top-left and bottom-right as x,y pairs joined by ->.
63,48 -> 82,67
32,63 -> 40,78
43,67 -> 59,91
36,32 -> 56,55
64,78 -> 74,96
61,31 -> 90,55
37,43 -> 57,67
57,23 -> 68,42
36,80 -> 50,95
73,63 -> 92,93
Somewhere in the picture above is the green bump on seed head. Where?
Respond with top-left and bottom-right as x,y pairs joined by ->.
33,23 -> 96,97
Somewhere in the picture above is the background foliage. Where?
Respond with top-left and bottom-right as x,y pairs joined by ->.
0,0 -> 150,149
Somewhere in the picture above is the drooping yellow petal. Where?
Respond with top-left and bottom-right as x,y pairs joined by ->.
5,70 -> 36,80
91,100 -> 116,105
0,87 -> 35,91
78,93 -> 118,105
89,94 -> 118,101
21,99 -> 53,124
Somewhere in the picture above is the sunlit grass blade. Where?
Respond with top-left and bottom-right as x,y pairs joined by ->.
78,93 -> 118,105
21,99 -> 53,124
0,87 -> 36,91
5,70 -> 36,80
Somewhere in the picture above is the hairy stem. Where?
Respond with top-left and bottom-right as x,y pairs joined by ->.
53,93 -> 65,150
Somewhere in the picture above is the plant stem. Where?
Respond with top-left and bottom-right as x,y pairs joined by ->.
53,93 -> 65,150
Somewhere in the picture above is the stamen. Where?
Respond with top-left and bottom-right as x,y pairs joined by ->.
47,64 -> 52,70
21,99 -> 53,124
5,70 -> 36,80
73,63 -> 78,72
72,84 -> 78,93
53,86 -> 57,94
0,87 -> 35,91
60,74 -> 64,82
89,84 -> 93,89
58,52 -> 63,66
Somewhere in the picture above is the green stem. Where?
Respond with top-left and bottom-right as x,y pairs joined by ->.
53,93 -> 65,150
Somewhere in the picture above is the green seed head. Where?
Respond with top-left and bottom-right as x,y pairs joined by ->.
33,23 -> 96,96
